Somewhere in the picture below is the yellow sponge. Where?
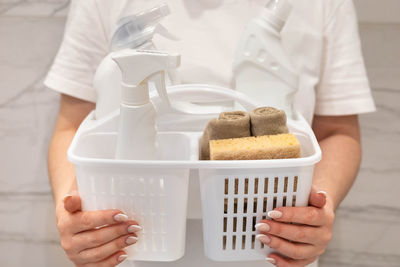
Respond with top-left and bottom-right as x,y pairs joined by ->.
209,134 -> 301,160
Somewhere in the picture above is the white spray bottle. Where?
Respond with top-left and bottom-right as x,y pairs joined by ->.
233,0 -> 297,119
112,50 -> 180,160
94,3 -> 173,120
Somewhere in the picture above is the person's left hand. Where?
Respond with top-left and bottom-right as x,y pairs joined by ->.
255,188 -> 335,267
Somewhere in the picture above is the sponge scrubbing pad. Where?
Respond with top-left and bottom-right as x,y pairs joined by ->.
210,134 -> 301,160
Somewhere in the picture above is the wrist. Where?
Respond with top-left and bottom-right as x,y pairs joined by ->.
324,193 -> 336,212
52,181 -> 78,207
55,200 -> 66,222
54,192 -> 69,208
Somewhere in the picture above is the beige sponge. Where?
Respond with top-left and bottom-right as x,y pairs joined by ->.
210,134 -> 301,160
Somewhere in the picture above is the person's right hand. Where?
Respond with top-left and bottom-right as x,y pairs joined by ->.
55,191 -> 142,267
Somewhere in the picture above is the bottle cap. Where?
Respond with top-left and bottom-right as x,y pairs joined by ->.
111,3 -> 170,51
265,0 -> 292,25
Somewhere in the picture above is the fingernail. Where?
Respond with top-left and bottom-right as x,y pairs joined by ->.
128,225 -> 142,233
114,213 -> 129,222
265,257 -> 276,264
62,194 -> 72,203
255,223 -> 270,232
126,236 -> 138,245
118,254 -> 128,262
268,210 -> 282,219
256,234 -> 270,244
317,190 -> 327,197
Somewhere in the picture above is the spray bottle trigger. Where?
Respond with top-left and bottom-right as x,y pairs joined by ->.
147,53 -> 180,110
148,72 -> 171,109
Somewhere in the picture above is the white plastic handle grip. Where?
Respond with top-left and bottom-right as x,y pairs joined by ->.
161,84 -> 259,112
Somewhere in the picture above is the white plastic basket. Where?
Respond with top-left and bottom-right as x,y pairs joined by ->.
198,132 -> 319,261
68,84 -> 321,262
70,130 -> 192,261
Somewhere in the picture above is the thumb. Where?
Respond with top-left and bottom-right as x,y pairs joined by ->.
309,187 -> 327,208
63,191 -> 82,213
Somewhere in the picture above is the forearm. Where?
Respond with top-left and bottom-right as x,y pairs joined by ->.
311,115 -> 362,210
48,129 -> 78,207
312,133 -> 361,210
48,94 -> 94,207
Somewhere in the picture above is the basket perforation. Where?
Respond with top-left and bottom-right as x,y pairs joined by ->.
76,167 -> 189,259
217,174 -> 304,255
284,176 -> 288,192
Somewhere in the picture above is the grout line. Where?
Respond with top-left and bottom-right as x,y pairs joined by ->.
0,191 -> 52,197
371,87 -> 400,92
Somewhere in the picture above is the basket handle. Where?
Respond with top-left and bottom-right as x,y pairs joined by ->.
150,84 -> 259,115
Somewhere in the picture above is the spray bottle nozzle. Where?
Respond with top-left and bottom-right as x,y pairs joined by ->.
111,2 -> 171,51
111,49 -> 180,106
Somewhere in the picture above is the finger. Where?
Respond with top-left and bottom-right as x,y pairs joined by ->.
256,234 -> 318,260
78,234 -> 138,264
309,188 -> 327,208
63,191 -> 82,213
256,221 -> 324,245
267,253 -> 317,267
267,206 -> 325,226
82,251 -> 127,267
74,221 -> 142,251
70,210 -> 132,233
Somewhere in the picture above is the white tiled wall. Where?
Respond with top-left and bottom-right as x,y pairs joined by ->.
354,0 -> 400,23
0,2 -> 69,266
0,1 -> 399,266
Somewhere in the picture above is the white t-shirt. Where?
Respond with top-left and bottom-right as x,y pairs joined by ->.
45,0 -> 375,124
44,1 -> 375,266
